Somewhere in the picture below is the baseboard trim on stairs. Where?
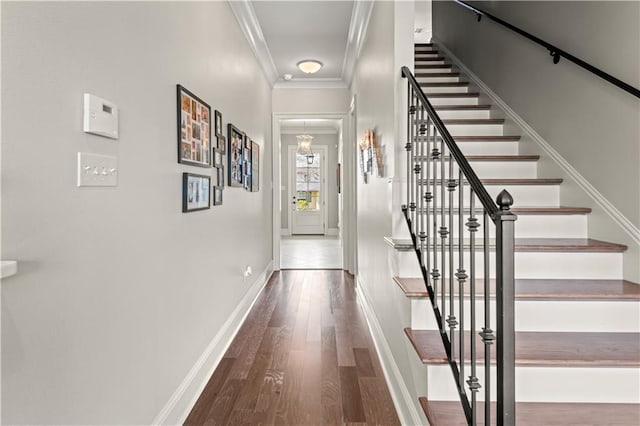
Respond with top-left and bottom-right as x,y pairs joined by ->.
355,276 -> 425,426
432,37 -> 640,248
152,261 -> 275,425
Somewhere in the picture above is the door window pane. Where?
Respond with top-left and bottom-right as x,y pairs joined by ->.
295,153 -> 320,211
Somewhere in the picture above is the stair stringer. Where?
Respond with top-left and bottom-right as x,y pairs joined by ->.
432,37 -> 640,283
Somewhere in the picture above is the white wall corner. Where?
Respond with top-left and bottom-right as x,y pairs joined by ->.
355,277 -> 425,426
341,0 -> 374,87
152,261 -> 275,425
228,0 -> 279,86
432,38 -> 640,280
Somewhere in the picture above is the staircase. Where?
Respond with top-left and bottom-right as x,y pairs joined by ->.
392,43 -> 640,425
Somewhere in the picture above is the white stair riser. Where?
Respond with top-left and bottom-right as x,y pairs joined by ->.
416,161 -> 537,179
396,250 -> 623,279
417,59 -> 447,65
404,213 -> 586,239
458,141 -> 519,155
445,123 -> 504,136
420,85 -> 470,94
416,76 -> 461,83
415,53 -> 441,59
410,298 -> 640,332
428,96 -> 479,106
415,67 -> 454,74
426,365 -> 640,403
436,109 -> 491,119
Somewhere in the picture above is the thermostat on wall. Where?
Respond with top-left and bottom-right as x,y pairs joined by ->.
83,93 -> 119,139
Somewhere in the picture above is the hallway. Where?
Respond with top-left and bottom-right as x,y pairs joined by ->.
185,270 -> 400,425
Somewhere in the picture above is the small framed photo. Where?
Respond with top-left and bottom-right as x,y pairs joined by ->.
228,123 -> 244,187
217,135 -> 226,155
177,85 -> 211,168
217,167 -> 225,187
214,110 -> 223,138
251,141 -> 259,192
213,148 -> 223,168
213,186 -> 223,206
243,136 -> 252,191
182,172 -> 211,212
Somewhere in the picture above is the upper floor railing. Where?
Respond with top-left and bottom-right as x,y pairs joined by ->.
401,66 -> 517,425
454,0 -> 640,99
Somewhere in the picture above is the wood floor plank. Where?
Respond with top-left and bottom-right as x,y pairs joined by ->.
339,366 -> 367,423
354,348 -> 376,378
359,377 -> 401,426
321,326 -> 343,425
185,270 -> 399,426
184,357 -> 235,426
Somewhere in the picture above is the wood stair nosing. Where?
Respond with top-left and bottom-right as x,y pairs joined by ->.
413,206 -> 589,214
419,82 -> 470,88
415,72 -> 461,78
415,56 -> 446,61
393,276 -> 640,301
414,154 -> 539,162
416,177 -> 562,185
404,328 -> 640,367
414,135 -> 520,142
419,398 -> 640,426
433,104 -> 492,110
416,64 -> 452,69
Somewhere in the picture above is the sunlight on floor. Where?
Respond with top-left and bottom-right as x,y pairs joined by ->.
280,235 -> 343,269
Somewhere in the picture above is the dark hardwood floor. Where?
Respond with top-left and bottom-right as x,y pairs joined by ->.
185,270 -> 400,425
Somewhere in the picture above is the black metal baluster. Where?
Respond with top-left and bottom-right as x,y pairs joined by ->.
431,135 -> 440,314
467,190 -> 481,425
480,211 -> 495,426
413,97 -> 420,238
439,138 -> 447,332
405,88 -> 414,226
424,115 -> 432,281
418,105 -> 426,266
456,169 -> 466,389
447,158 -> 458,361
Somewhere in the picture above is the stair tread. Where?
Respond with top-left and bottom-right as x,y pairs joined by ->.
416,56 -> 446,61
511,206 -> 591,214
442,118 -> 504,124
419,398 -> 640,426
425,92 -> 479,97
415,43 -> 434,47
393,277 -> 640,300
415,135 -> 521,141
466,154 -> 539,161
434,104 -> 491,110
415,64 -> 453,69
415,72 -> 460,77
404,328 -> 640,366
388,237 -> 627,252
481,178 -> 562,185
420,82 -> 470,87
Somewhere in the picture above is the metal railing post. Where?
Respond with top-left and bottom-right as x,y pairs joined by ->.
494,189 -> 516,426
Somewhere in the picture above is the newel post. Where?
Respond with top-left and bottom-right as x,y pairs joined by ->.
494,189 -> 517,426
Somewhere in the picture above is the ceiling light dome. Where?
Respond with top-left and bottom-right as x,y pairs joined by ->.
297,60 -> 323,74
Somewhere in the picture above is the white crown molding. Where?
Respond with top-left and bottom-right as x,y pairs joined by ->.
280,126 -> 339,135
342,0 -> 374,86
228,0 -> 279,86
273,78 -> 348,90
432,37 -> 640,246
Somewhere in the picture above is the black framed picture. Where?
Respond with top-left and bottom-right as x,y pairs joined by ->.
243,136 -> 252,191
213,186 -> 223,206
182,173 -> 211,212
177,85 -> 211,168
214,110 -> 223,138
213,148 -> 223,168
217,135 -> 226,155
251,141 -> 260,192
217,167 -> 225,187
228,123 -> 244,187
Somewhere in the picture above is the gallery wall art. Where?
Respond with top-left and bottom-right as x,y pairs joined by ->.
177,85 -> 211,168
182,172 -> 211,212
228,123 -> 244,187
251,141 -> 259,192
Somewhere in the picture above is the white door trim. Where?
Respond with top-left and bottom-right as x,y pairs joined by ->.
288,145 -> 328,235
272,113 -> 351,271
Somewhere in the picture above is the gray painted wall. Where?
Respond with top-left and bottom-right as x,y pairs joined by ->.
280,133 -> 339,231
1,2 -> 272,423
433,1 -> 640,227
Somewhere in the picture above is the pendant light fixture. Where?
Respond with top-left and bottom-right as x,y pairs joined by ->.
296,121 -> 314,156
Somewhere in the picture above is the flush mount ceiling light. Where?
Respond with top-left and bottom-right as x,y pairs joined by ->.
297,60 -> 323,74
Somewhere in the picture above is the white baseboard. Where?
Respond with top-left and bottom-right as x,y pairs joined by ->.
355,276 -> 424,426
327,227 -> 339,236
432,38 -> 640,248
152,261 -> 275,425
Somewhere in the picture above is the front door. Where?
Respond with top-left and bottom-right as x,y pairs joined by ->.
289,145 -> 326,235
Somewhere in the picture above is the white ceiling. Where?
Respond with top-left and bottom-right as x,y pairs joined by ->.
251,1 -> 354,81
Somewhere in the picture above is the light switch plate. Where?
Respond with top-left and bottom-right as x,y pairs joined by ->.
77,152 -> 118,187
83,93 -> 119,139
